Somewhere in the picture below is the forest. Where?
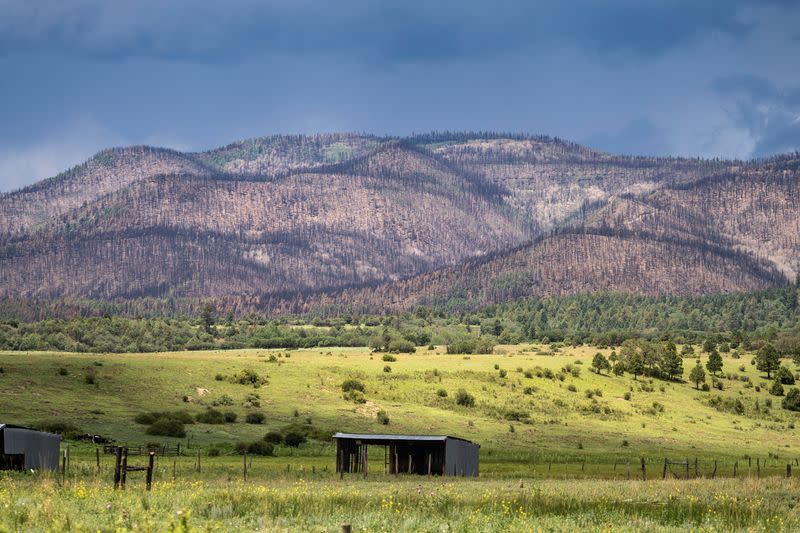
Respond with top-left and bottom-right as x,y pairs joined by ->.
1,287 -> 798,355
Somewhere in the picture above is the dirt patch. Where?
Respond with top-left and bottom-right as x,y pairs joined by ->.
356,400 -> 381,418
195,387 -> 209,396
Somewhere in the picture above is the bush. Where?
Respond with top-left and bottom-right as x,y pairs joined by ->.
146,418 -> 186,438
344,390 -> 366,403
455,389 -> 475,407
283,431 -> 307,447
783,388 -> 800,411
382,354 -> 397,362
498,369 -> 507,378
245,412 -> 266,424
776,366 -> 796,385
387,339 -> 416,353
623,392 -> 631,400
383,365 -> 392,373
229,369 -> 268,387
246,441 -> 275,456
196,408 -> 226,424
57,367 -> 69,376
84,368 -> 97,385
567,384 -> 577,392
341,379 -> 365,393
436,388 -> 448,398
770,381 -> 785,396
263,431 -> 283,444
212,394 -> 235,406
224,411 -> 238,423
135,411 -> 194,425
34,420 -> 82,439
376,410 -> 390,425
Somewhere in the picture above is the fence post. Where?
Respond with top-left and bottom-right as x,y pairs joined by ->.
243,451 -> 247,481
61,449 -> 67,477
757,458 -> 761,479
96,448 -> 100,471
694,458 -> 698,478
733,461 -> 737,479
685,458 -> 689,480
712,460 -> 717,479
427,454 -> 432,477
113,447 -> 122,489
173,457 -> 177,481
787,464 -> 792,478
626,460 -> 631,480
197,449 -> 201,473
640,457 -> 646,481
121,448 -> 128,489
146,452 -> 155,491
662,458 -> 667,480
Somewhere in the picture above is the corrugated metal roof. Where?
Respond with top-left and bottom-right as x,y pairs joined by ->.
333,432 -> 475,443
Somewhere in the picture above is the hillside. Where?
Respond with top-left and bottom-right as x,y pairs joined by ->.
0,132 -> 798,313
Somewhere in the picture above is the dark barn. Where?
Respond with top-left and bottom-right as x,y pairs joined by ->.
334,433 -> 479,477
0,424 -> 61,471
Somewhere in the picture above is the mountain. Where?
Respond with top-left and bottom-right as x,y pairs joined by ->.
0,132 -> 797,316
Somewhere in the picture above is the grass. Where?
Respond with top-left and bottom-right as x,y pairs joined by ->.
2,344 -> 800,530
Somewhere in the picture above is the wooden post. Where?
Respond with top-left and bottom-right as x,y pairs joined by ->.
662,458 -> 667,480
694,458 -> 698,478
197,449 -> 201,473
66,446 -> 70,473
733,461 -> 737,479
61,449 -> 67,477
685,459 -> 689,480
146,452 -> 154,491
395,450 -> 399,476
249,454 -> 252,469
581,459 -> 585,472
243,451 -> 248,481
113,447 -> 122,489
121,448 -> 129,489
626,460 -> 631,480
96,448 -> 100,471
712,460 -> 717,479
173,457 -> 177,481
427,454 -> 432,477
176,443 -> 181,456
363,445 -> 368,478
757,458 -> 761,479
787,464 -> 792,478
408,454 -> 412,474
640,457 -> 646,481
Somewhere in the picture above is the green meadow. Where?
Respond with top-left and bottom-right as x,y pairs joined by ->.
2,344 -> 800,531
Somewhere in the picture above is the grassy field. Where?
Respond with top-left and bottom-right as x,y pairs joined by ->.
2,344 -> 800,530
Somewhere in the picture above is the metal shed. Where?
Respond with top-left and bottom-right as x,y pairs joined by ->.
333,433 -> 479,477
0,424 -> 61,471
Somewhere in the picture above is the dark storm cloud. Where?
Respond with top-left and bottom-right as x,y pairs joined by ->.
1,0 -> 799,191
0,0 -> 786,64
713,74 -> 800,156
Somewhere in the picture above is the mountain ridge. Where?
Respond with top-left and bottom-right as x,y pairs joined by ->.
1,132 -> 798,315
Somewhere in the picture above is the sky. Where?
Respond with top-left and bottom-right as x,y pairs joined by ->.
1,0 -> 799,191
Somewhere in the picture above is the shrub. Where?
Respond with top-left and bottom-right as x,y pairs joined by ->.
212,394 -> 235,406
341,379 -> 365,393
455,389 -> 475,407
567,384 -> 577,392
246,441 -> 275,456
229,369 -> 267,387
494,364 -> 500,370
146,418 -> 186,438
383,365 -> 392,373
196,408 -> 226,424
523,386 -> 536,395
135,411 -> 194,425
776,366 -> 796,385
783,388 -> 800,411
263,431 -> 283,444
770,381 -> 785,396
84,368 -> 97,385
343,390 -> 365,403
224,411 -> 238,423
436,388 -> 448,398
382,354 -> 397,362
376,410 -> 390,425
215,374 -> 224,381
623,392 -> 631,400
499,369 -> 507,378
387,339 -> 416,353
35,420 -> 82,439
283,431 -> 307,447
57,367 -> 69,376
245,412 -> 266,424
